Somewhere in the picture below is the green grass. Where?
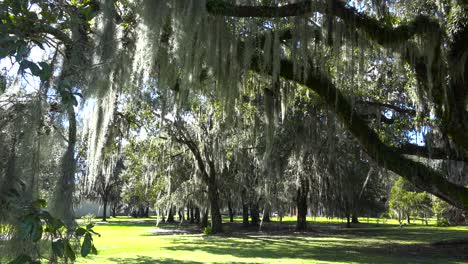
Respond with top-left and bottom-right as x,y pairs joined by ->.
73,216 -> 468,264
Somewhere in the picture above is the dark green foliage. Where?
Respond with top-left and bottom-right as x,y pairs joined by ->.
203,226 -> 213,235
9,199 -> 99,262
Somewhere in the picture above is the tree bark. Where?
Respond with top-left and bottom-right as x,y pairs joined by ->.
352,215 -> 359,224
250,202 -> 260,226
190,207 -> 195,223
51,104 -> 77,228
178,210 -> 183,221
241,190 -> 249,227
195,207 -> 200,224
207,176 -> 223,232
346,213 -> 351,228
242,203 -> 249,227
227,199 -> 234,223
263,206 -> 271,222
296,177 -> 309,231
102,198 -> 108,222
201,208 -> 208,228
167,207 -> 175,222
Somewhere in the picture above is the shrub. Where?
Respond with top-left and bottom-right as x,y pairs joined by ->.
436,218 -> 450,227
203,227 -> 213,235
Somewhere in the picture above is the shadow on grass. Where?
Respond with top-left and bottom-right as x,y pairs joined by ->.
162,235 -> 467,264
107,255 -> 204,264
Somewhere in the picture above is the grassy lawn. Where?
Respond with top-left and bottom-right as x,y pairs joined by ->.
73,216 -> 468,264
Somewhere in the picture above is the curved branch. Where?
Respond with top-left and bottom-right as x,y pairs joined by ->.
206,0 -> 441,46
357,101 -> 416,115
209,0 -> 468,151
394,143 -> 468,162
248,54 -> 468,209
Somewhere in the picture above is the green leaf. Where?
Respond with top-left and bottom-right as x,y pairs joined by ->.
51,218 -> 64,233
52,239 -> 65,258
64,241 -> 76,261
31,218 -> 43,242
19,215 -> 35,239
8,254 -> 33,264
75,227 -> 86,236
79,6 -> 98,20
15,41 -> 29,61
88,229 -> 101,237
32,40 -> 45,50
86,223 -> 94,230
33,199 -> 47,208
38,62 -> 52,82
19,60 -> 41,76
71,95 -> 78,106
81,233 -> 92,257
39,211 -> 53,223
91,245 -> 98,255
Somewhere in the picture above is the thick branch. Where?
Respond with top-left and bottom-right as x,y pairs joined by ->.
171,122 -> 210,182
395,143 -> 468,162
211,0 -> 468,151
249,54 -> 468,209
207,0 -> 315,17
207,0 -> 440,45
357,101 -> 416,115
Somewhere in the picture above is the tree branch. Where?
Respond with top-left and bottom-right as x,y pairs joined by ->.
206,0 -> 441,46
394,143 -> 468,162
249,54 -> 468,209
357,101 -> 416,115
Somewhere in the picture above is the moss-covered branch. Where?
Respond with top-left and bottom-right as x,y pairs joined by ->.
394,143 -> 468,162
280,60 -> 468,209
206,0 -> 441,45
210,0 -> 467,150
247,53 -> 468,209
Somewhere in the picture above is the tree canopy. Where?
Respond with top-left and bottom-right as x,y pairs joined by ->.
0,0 -> 467,260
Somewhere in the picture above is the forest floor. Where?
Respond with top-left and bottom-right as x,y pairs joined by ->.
75,216 -> 468,264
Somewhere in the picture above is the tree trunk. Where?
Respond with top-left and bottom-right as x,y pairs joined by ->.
296,177 -> 309,231
352,215 -> 359,224
263,206 -> 271,222
205,159 -> 223,233
346,213 -> 351,228
167,207 -> 175,222
190,207 -> 195,223
406,214 -> 411,224
51,105 -> 77,228
112,204 -> 117,218
102,198 -> 108,221
178,210 -> 183,221
227,199 -> 234,223
250,203 -> 260,226
161,209 -> 166,222
186,204 -> 190,220
201,208 -> 208,228
195,207 -> 200,224
207,177 -> 223,232
242,203 -> 249,227
241,190 -> 249,227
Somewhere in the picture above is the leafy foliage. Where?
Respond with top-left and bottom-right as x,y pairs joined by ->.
8,199 -> 99,263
